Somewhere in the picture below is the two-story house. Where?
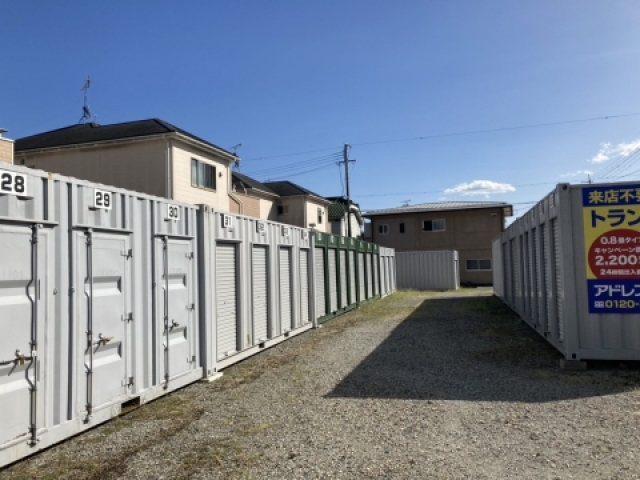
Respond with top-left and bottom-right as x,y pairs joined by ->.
262,180 -> 332,233
364,201 -> 513,285
230,171 -> 280,220
14,119 -> 238,212
326,196 -> 363,238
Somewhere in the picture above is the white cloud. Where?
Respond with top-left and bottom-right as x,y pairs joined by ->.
443,180 -> 515,196
560,170 -> 593,178
591,140 -> 640,164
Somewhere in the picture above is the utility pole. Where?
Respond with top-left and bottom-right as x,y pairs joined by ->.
339,143 -> 356,237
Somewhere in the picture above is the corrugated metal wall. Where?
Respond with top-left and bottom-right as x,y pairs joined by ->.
396,251 -> 459,290
493,182 -> 640,361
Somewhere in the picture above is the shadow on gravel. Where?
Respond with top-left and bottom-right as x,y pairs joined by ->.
327,295 -> 640,403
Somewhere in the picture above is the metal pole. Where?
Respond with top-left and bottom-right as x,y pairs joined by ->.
85,229 -> 94,419
343,144 -> 354,238
29,224 -> 40,445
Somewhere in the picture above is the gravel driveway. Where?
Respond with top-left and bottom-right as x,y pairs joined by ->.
4,289 -> 640,479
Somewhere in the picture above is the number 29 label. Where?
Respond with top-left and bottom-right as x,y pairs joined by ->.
0,170 -> 28,196
94,189 -> 112,210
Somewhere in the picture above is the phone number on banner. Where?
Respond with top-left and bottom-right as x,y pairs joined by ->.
588,279 -> 640,313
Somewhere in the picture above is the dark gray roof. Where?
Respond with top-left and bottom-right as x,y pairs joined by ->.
15,118 -> 234,156
364,201 -> 513,217
232,172 -> 278,197
262,180 -> 327,200
325,196 -> 361,210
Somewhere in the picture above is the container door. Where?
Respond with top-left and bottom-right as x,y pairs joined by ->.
349,251 -> 356,304
542,223 -> 551,334
252,245 -> 268,342
81,233 -> 128,411
159,239 -> 195,382
299,250 -> 310,325
328,250 -> 338,313
339,250 -> 347,308
216,243 -> 238,358
552,219 -> 564,341
358,253 -> 365,302
366,254 -> 373,299
0,225 -> 45,447
373,256 -> 379,296
279,247 -> 292,333
314,248 -> 326,318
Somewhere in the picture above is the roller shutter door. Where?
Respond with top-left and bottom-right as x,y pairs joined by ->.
280,247 -> 292,333
542,223 -> 551,334
299,250 -> 310,325
358,253 -> 365,302
366,254 -> 373,299
216,243 -> 238,358
252,245 -> 268,342
349,251 -> 356,304
315,248 -> 326,318
328,250 -> 338,313
373,256 -> 379,296
339,250 -> 348,308
552,219 -> 564,341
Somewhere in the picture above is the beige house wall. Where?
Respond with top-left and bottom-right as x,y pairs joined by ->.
370,207 -> 505,285
276,197 -> 305,228
16,140 -> 167,197
305,199 -> 329,233
171,143 -> 231,211
0,138 -> 13,164
260,197 -> 278,221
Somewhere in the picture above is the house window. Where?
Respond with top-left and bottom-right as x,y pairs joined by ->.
378,224 -> 389,235
317,207 -> 323,224
278,205 -> 289,215
191,159 -> 216,190
422,219 -> 445,232
466,259 -> 492,271
399,223 -> 405,233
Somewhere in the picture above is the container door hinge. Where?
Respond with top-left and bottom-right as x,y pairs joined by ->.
186,304 -> 195,311
122,377 -> 135,387
185,252 -> 194,259
122,312 -> 134,322
121,249 -> 133,259
187,355 -> 196,364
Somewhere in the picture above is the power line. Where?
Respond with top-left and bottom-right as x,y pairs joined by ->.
241,111 -> 640,162
245,152 -> 341,177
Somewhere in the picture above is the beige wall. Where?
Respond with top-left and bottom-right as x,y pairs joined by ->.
16,140 -> 167,197
260,197 -> 278,221
305,198 -> 329,233
171,143 -> 231,211
370,207 -> 505,285
0,138 -> 13,164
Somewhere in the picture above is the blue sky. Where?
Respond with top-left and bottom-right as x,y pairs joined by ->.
3,1 -> 640,218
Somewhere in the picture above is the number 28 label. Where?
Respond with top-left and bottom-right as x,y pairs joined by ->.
0,170 -> 28,196
94,189 -> 112,210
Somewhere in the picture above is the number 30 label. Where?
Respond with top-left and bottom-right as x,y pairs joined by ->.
94,189 -> 112,210
0,170 -> 28,196
167,204 -> 180,221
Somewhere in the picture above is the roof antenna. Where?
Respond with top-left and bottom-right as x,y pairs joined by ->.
231,143 -> 242,170
401,199 -> 411,207
79,76 -> 95,124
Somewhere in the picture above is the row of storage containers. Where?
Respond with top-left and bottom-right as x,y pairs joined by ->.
312,235 -> 396,323
0,163 -> 396,467
493,181 -> 640,362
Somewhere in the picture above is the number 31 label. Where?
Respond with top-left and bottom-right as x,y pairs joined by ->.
0,170 -> 28,196
94,189 -> 112,210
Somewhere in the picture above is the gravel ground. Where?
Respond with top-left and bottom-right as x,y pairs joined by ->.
4,289 -> 640,479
